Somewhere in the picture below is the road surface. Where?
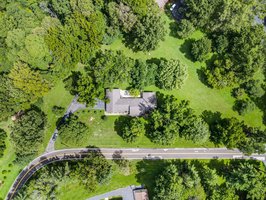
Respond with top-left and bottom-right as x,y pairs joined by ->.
6,147 -> 266,200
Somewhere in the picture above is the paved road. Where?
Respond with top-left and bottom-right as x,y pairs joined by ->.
45,96 -> 86,152
6,147 -> 266,200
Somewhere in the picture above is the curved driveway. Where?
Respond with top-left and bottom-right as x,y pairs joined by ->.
6,148 -> 266,200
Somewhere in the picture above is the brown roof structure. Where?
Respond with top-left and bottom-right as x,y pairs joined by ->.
105,89 -> 156,116
133,189 -> 149,200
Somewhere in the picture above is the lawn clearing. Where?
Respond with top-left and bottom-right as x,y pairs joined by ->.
102,13 -> 265,128
56,109 -> 216,149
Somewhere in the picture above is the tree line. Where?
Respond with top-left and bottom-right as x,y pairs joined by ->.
64,50 -> 188,106
152,159 -> 266,200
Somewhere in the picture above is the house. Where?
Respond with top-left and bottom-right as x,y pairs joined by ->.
133,188 -> 149,200
105,89 -> 156,116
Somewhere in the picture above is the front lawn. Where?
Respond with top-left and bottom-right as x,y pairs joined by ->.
56,109 -> 216,149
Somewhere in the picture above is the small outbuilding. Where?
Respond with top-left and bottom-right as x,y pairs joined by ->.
133,188 -> 149,200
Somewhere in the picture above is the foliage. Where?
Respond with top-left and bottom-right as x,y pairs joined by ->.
8,61 -> 51,99
204,58 -> 236,89
176,19 -> 195,39
130,13 -> 166,51
45,10 -> 106,67
121,0 -> 154,17
226,161 -> 266,199
107,2 -> 137,34
242,79 -> 264,99
0,74 -> 30,121
130,59 -> 157,90
153,162 -> 205,200
181,117 -> 210,144
51,105 -> 65,116
89,50 -> 134,89
191,37 -> 212,62
10,108 -> 47,162
156,59 -> 188,90
233,98 -> 256,116
210,117 -> 246,148
120,118 -> 146,143
147,94 -> 205,144
0,129 -> 7,158
58,114 -> 88,146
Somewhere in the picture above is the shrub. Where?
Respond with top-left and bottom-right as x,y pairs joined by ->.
191,37 -> 212,62
52,106 -> 65,116
232,87 -> 245,99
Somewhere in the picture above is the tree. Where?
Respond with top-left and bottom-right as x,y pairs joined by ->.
147,95 -> 195,145
130,59 -> 156,90
131,13 -> 166,51
153,164 -> 184,200
156,59 -> 188,90
121,0 -> 154,17
18,31 -> 52,70
121,117 -> 146,143
233,98 -> 256,116
45,10 -> 106,67
8,61 -> 51,98
213,35 -> 229,54
153,162 -> 205,200
204,58 -> 236,89
181,117 -> 210,144
10,108 -> 47,162
227,161 -> 266,199
191,37 -> 212,62
242,79 -> 264,99
176,19 -> 195,39
210,117 -> 246,149
0,129 -> 7,158
58,114 -> 88,146
107,2 -> 137,33
90,50 -> 134,89
0,74 -> 30,121
75,74 -> 100,106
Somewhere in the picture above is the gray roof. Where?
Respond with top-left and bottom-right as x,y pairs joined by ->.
105,89 -> 156,116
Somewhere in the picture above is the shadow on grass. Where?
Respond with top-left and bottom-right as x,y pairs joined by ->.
179,38 -> 195,61
196,68 -> 211,87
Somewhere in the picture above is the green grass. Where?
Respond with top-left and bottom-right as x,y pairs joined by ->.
39,80 -> 73,152
0,120 -> 22,199
56,109 -> 216,149
56,161 -> 140,200
103,14 -> 265,129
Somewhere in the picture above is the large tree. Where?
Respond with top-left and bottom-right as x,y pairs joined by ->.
8,61 -> 51,98
227,161 -> 266,199
130,13 -> 166,51
58,114 -> 88,146
10,108 -> 47,162
156,59 -> 188,90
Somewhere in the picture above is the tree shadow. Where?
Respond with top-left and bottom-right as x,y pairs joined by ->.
196,68 -> 210,87
207,159 -> 227,177
179,38 -> 195,60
